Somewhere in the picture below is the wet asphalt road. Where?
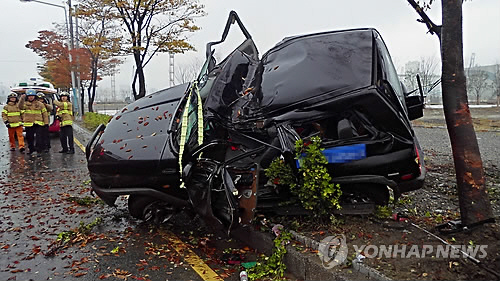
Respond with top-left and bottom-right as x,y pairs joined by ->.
414,126 -> 500,167
0,125 -> 253,281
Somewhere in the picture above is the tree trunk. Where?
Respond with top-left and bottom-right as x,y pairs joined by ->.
87,84 -> 94,113
80,81 -> 85,114
440,0 -> 493,225
89,60 -> 99,113
90,73 -> 98,113
132,51 -> 147,100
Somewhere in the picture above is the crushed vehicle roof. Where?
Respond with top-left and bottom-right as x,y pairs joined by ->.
258,28 -> 375,113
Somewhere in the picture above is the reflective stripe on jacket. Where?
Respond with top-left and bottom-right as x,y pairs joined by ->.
54,100 -> 73,126
42,103 -> 53,125
19,97 -> 46,127
2,103 -> 23,127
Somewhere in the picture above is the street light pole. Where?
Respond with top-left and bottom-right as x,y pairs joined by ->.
66,0 -> 81,116
74,4 -> 83,115
20,0 -> 81,116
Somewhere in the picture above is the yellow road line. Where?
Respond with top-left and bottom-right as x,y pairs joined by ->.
160,230 -> 223,281
74,137 -> 86,153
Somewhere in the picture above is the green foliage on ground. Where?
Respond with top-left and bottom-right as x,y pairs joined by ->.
56,217 -> 103,242
248,229 -> 292,280
83,112 -> 111,131
374,205 -> 393,219
66,196 -> 104,206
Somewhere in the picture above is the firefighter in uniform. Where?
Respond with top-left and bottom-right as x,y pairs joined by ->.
37,92 -> 53,152
2,93 -> 25,152
19,89 -> 47,155
54,92 -> 74,154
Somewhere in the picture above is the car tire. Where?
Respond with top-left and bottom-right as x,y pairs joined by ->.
128,195 -> 176,223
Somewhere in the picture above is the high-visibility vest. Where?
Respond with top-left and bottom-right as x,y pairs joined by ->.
55,101 -> 73,126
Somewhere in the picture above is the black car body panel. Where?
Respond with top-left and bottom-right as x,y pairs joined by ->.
88,84 -> 188,190
87,11 -> 426,231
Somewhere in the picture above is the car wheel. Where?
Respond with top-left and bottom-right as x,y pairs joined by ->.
128,195 -> 176,223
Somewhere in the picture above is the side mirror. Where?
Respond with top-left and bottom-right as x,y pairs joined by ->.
405,74 -> 425,120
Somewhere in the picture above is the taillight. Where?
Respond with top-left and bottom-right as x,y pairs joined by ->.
415,144 -> 422,175
401,173 -> 414,181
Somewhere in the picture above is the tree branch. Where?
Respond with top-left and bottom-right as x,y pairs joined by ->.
407,0 -> 442,39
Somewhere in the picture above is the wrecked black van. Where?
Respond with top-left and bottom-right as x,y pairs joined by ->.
86,11 -> 426,230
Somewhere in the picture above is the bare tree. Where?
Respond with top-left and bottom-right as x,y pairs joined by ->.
419,56 -> 439,92
403,61 -> 419,92
404,56 -> 439,102
467,67 -> 489,105
175,57 -> 203,84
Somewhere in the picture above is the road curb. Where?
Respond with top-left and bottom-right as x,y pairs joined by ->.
289,230 -> 391,280
72,122 -> 93,146
232,225 -> 391,281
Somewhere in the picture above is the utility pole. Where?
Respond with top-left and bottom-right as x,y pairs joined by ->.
75,4 -> 83,115
111,73 -> 116,101
467,53 -> 476,76
169,53 -> 175,87
67,0 -> 81,117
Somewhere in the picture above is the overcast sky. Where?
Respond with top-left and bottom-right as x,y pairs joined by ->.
1,0 -> 499,96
